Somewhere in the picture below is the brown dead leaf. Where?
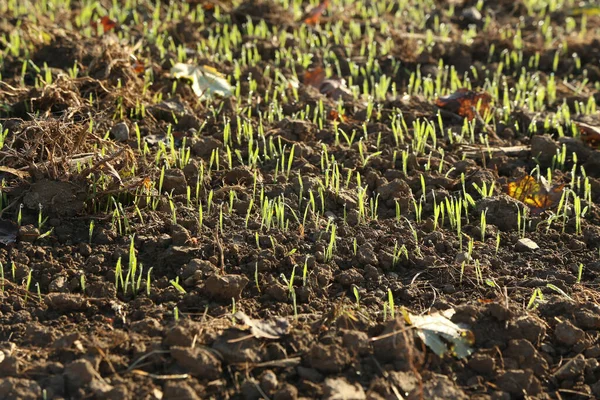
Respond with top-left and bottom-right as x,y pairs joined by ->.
0,166 -> 30,180
507,175 -> 564,213
303,67 -> 326,88
302,0 -> 329,25
436,89 -> 492,121
92,16 -> 117,34
233,311 -> 290,340
574,121 -> 600,148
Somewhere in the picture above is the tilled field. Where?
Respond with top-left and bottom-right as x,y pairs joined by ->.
1,0 -> 600,399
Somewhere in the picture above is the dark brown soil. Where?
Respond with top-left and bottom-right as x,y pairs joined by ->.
1,1 -> 600,399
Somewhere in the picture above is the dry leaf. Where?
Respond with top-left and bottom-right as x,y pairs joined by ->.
132,62 -> 145,74
0,220 -> 18,247
303,67 -> 326,88
303,67 -> 352,101
171,63 -> 233,100
436,89 -> 492,121
302,0 -> 329,25
403,308 -> 474,359
234,311 -> 290,339
507,175 -> 565,212
327,109 -> 347,122
319,79 -> 353,101
92,16 -> 117,33
0,166 -> 30,180
574,121 -> 600,148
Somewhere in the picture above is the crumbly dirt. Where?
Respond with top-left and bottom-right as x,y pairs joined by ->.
1,1 -> 600,399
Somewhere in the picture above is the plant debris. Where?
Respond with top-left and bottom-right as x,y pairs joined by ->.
171,63 -> 234,100
233,311 -> 290,339
507,175 -> 565,212
0,220 -> 18,246
403,308 -> 474,359
436,89 -> 492,121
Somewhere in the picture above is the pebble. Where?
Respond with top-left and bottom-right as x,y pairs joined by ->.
515,238 -> 539,252
322,377 -> 366,400
110,122 -> 129,142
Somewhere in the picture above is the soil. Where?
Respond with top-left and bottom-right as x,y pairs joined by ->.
1,1 -> 600,399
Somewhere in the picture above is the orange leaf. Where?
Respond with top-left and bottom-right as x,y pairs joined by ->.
436,89 -> 492,121
507,175 -> 564,212
142,177 -> 152,191
303,66 -> 326,88
574,121 -> 600,148
303,0 -> 329,25
132,61 -> 145,74
92,16 -> 117,33
327,109 -> 346,122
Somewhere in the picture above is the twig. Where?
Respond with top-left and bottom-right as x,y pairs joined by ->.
77,147 -> 127,178
130,370 -> 189,380
215,228 -> 225,274
126,350 -> 170,372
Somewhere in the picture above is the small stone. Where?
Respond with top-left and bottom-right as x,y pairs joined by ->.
475,196 -> 520,232
376,179 -> 411,202
442,284 -> 456,294
110,122 -> 129,141
260,370 -> 279,394
323,377 -> 366,400
454,252 -> 471,264
555,320 -> 585,347
515,238 -> 539,252
462,6 -> 482,23
49,276 -> 67,292
164,321 -> 203,347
